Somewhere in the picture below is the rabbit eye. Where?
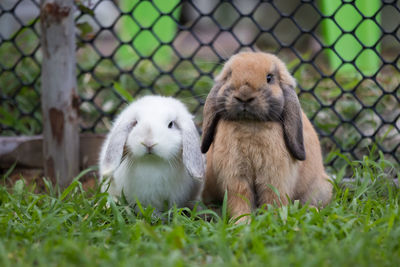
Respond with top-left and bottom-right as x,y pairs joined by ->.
266,74 -> 274,83
168,121 -> 175,129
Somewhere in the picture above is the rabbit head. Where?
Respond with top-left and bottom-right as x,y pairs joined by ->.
100,96 -> 204,179
201,52 -> 305,160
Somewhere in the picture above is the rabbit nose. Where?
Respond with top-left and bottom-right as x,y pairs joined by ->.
141,142 -> 157,153
234,96 -> 255,103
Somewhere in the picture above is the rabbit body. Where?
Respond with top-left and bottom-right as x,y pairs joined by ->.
201,52 -> 332,220
107,154 -> 200,211
99,96 -> 204,211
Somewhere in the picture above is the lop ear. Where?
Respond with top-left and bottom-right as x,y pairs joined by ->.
281,84 -> 306,161
181,119 -> 205,179
201,82 -> 222,153
100,117 -> 136,177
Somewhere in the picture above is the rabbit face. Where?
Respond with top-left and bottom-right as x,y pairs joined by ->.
201,52 -> 304,160
215,53 -> 285,122
126,108 -> 181,160
99,95 -> 204,179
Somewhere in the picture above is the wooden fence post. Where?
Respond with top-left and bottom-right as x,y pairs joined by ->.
40,0 -> 79,187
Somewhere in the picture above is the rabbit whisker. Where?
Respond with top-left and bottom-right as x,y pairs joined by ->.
168,156 -> 180,171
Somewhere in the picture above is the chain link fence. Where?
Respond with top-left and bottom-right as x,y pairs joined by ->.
0,0 -> 399,172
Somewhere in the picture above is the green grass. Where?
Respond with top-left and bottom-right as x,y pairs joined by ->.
1,154 -> 399,267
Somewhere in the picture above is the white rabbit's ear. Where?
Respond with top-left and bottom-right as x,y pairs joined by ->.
100,118 -> 136,177
180,119 -> 205,179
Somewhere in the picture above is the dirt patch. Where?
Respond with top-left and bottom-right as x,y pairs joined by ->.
2,167 -> 98,193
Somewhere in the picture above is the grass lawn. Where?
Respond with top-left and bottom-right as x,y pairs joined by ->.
0,154 -> 399,267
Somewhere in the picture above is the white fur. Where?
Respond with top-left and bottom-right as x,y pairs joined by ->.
99,96 -> 204,211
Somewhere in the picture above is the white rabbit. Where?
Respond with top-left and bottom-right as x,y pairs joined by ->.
99,95 -> 204,212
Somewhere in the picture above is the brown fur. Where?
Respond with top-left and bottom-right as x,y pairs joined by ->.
201,52 -> 332,222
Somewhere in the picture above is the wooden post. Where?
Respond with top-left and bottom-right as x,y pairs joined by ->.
40,0 -> 79,187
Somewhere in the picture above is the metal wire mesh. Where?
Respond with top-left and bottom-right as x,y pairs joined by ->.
0,0 -> 399,171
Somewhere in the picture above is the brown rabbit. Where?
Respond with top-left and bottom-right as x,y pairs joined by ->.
201,52 -> 332,222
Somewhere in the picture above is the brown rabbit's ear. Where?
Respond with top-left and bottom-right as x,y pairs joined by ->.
275,57 -> 297,89
201,82 -> 222,153
281,84 -> 306,161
